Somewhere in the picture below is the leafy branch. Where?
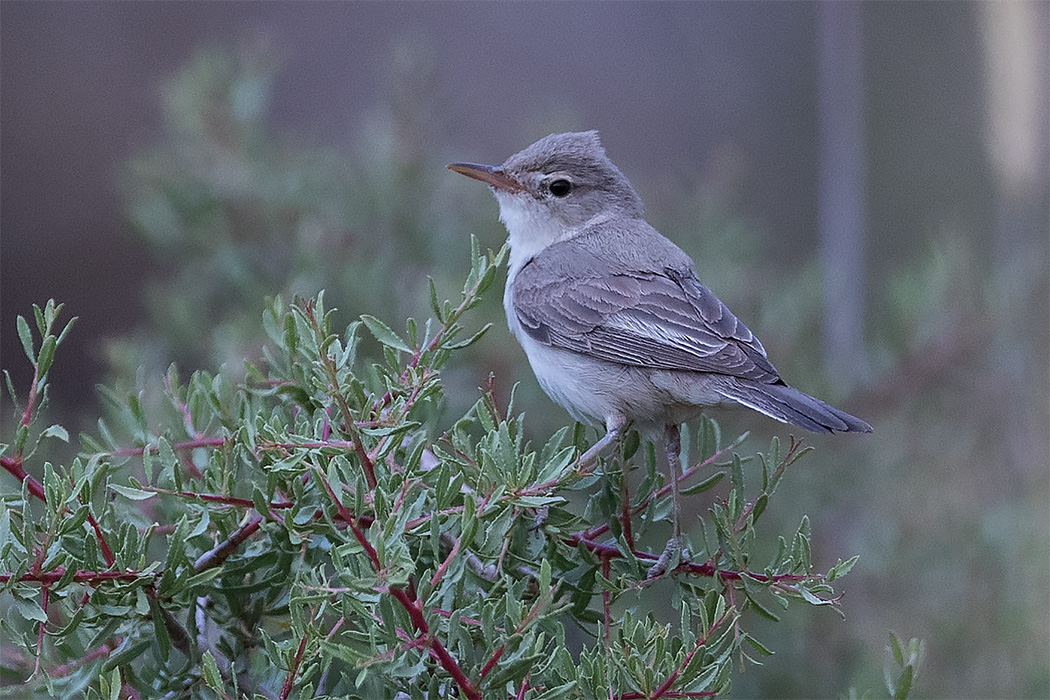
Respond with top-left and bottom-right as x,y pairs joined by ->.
0,242 -> 876,698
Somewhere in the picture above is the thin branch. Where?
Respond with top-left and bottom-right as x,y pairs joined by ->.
1,455 -> 46,502
649,609 -> 733,699
479,583 -> 558,680
579,442 -> 736,542
192,514 -> 264,572
390,587 -> 481,700
278,634 -> 309,700
0,569 -> 151,585
302,301 -> 378,488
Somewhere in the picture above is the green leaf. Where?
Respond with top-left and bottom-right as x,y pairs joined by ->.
681,471 -> 724,496
42,424 -> 70,443
0,508 -> 10,561
513,495 -> 565,508
101,639 -> 151,674
109,484 -> 156,501
201,650 -> 224,692
743,633 -> 774,657
893,666 -> 913,700
36,335 -> 57,378
888,631 -> 904,666
827,555 -> 859,581
108,666 -> 121,700
797,586 -> 832,607
428,277 -> 443,321
13,597 -> 47,623
183,567 -> 223,591
149,596 -> 171,660
361,314 -> 412,353
751,493 -> 768,522
17,315 -> 34,361
444,323 -> 492,350
730,453 -> 744,494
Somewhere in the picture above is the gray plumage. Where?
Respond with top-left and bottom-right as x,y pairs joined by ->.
450,130 -> 871,436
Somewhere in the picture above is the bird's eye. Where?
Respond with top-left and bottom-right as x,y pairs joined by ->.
548,179 -> 572,197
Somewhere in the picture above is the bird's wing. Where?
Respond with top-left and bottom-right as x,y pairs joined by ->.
514,257 -> 782,384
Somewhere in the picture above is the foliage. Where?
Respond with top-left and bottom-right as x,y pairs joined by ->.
109,41 -> 502,423
0,242 -> 881,698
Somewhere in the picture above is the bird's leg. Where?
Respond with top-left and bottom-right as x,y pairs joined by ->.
575,414 -> 628,473
648,422 -> 683,578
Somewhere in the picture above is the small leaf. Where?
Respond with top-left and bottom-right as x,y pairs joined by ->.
42,424 -> 69,443
109,484 -> 156,501
889,631 -> 904,666
109,667 -> 121,700
894,665 -> 914,700
539,558 -> 552,591
444,323 -> 493,350
361,314 -> 412,353
188,509 -> 211,538
828,555 -> 859,581
730,453 -> 744,493
201,650 -> 223,691
0,508 -> 10,560
13,597 -> 46,623
798,586 -> 832,607
513,495 -> 565,508
36,335 -> 57,377
751,493 -> 768,521
17,315 -> 34,361
681,471 -> 724,496
428,277 -> 443,321
743,632 -> 773,657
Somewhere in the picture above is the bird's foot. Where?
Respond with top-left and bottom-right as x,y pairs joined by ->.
575,415 -> 629,473
647,539 -> 690,579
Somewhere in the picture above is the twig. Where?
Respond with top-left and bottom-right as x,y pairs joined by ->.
278,635 -> 309,700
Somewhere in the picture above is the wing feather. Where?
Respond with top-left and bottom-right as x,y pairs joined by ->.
515,255 -> 780,383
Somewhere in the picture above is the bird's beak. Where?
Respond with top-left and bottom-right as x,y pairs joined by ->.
447,163 -> 525,193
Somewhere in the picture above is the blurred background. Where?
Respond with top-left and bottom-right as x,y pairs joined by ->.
2,1 -> 1047,696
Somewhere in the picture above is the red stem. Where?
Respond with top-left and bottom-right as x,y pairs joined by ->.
278,634 -> 309,700
0,455 -> 45,502
86,512 -> 116,568
0,568 -> 150,584
192,514 -> 264,572
478,586 -> 554,680
580,442 -> 736,542
21,365 -> 40,431
390,587 -> 481,700
429,535 -> 461,589
649,611 -> 732,699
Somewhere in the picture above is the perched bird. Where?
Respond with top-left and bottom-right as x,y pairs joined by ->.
449,131 -> 871,575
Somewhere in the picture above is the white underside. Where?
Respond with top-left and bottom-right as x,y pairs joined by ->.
497,189 -> 744,431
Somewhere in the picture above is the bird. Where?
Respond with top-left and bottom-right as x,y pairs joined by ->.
449,130 -> 871,576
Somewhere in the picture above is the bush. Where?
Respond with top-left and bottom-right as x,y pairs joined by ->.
0,242 -> 902,699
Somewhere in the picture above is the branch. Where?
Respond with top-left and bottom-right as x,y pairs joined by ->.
192,514 -> 265,572
648,609 -> 734,699
0,455 -> 46,501
578,441 -> 737,542
390,587 -> 481,700
302,300 -> 378,489
278,635 -> 309,700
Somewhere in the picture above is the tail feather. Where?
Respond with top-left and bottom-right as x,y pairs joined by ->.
718,379 -> 872,434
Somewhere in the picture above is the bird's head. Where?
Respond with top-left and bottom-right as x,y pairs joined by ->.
449,131 -> 643,259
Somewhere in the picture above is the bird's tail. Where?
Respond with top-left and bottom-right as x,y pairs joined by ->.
717,378 -> 872,434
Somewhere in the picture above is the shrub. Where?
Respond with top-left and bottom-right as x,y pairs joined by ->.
0,241 -> 899,699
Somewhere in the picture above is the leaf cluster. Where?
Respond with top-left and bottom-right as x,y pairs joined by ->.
2,243 -> 868,698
